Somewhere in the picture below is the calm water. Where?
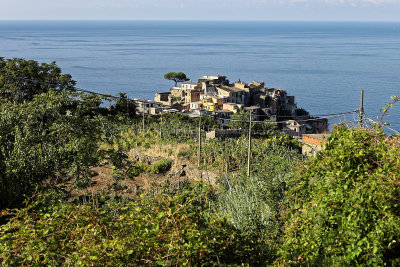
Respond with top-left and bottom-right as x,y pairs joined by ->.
1,21 -> 399,130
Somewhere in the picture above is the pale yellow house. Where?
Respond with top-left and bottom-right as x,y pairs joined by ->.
181,82 -> 199,90
202,96 -> 227,111
202,98 -> 216,111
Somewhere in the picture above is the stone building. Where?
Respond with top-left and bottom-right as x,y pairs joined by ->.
170,87 -> 184,99
264,88 -> 296,117
134,98 -> 163,115
154,92 -> 172,106
216,85 -> 246,105
198,75 -> 230,96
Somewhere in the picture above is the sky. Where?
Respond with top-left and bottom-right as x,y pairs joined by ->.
0,0 -> 399,21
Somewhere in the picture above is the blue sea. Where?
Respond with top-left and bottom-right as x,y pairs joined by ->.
1,21 -> 399,131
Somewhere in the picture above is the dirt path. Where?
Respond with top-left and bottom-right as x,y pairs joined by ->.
64,143 -> 220,201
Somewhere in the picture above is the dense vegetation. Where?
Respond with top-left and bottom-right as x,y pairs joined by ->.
279,126 -> 400,265
1,58 -> 399,265
1,185 -> 258,266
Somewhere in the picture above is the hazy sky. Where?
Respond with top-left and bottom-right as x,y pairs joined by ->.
0,0 -> 399,21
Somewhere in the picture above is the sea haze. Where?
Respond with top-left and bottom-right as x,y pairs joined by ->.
1,20 -> 399,130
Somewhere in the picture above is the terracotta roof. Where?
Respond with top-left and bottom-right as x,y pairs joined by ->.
302,133 -> 331,141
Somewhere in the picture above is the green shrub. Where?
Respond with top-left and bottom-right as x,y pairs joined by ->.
278,126 -> 400,265
127,162 -> 147,177
177,148 -> 192,159
0,185 -> 264,266
151,159 -> 173,174
0,90 -> 106,207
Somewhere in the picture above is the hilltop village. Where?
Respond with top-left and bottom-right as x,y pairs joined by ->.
134,75 -> 327,137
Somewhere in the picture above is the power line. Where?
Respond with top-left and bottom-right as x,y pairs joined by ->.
364,116 -> 399,134
246,110 -> 359,118
0,72 -> 124,101
210,111 -> 359,125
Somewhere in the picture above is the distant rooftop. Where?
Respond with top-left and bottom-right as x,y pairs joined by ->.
182,82 -> 198,85
303,133 -> 331,141
218,85 -> 245,93
134,98 -> 157,104
199,75 -> 226,80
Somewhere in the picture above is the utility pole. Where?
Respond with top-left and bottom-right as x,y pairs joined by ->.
198,111 -> 202,167
126,96 -> 129,115
160,109 -> 163,140
359,90 -> 364,127
142,109 -> 145,132
247,110 -> 252,177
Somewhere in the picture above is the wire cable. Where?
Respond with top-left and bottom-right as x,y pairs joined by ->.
0,72 -> 123,100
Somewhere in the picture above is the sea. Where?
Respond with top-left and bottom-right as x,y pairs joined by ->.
0,20 -> 399,131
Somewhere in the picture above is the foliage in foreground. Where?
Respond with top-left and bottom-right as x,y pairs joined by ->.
0,184 -> 269,266
0,90 -> 103,207
279,126 -> 400,265
215,141 -> 302,264
217,139 -> 301,235
0,58 -> 138,208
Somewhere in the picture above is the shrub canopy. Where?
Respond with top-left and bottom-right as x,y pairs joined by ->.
279,126 -> 400,265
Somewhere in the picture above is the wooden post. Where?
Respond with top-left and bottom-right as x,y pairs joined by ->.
198,111 -> 202,167
247,110 -> 252,177
142,110 -> 145,132
224,158 -> 231,191
359,90 -> 364,127
126,96 -> 129,115
160,109 -> 163,139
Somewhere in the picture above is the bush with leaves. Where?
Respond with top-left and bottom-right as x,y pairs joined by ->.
151,159 -> 173,174
0,184 -> 268,266
126,162 -> 148,178
0,89 -> 108,206
0,58 -> 142,208
278,125 -> 400,265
